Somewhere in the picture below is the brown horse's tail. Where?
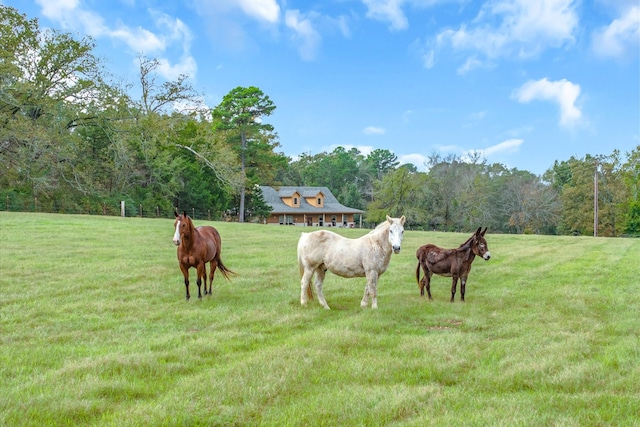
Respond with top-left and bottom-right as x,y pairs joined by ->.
217,257 -> 236,281
416,261 -> 422,288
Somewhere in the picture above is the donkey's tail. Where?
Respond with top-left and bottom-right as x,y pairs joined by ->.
415,262 -> 422,288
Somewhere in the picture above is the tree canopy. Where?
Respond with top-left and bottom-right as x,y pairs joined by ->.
1,5 -> 639,236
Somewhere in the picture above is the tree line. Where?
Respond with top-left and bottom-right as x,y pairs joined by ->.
1,6 -> 638,236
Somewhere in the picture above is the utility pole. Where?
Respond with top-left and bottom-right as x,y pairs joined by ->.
594,160 -> 598,237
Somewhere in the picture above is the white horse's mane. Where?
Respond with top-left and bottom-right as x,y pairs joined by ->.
370,219 -> 391,233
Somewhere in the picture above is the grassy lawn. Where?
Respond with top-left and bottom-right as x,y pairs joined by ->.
1,212 -> 638,426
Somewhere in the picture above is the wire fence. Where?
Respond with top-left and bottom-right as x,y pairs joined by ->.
2,194 -> 230,222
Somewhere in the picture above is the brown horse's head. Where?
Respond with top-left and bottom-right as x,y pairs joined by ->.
472,227 -> 491,260
173,210 -> 192,246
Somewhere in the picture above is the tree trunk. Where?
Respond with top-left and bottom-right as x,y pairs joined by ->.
239,131 -> 246,223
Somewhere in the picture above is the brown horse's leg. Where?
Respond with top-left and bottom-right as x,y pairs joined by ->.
207,260 -> 218,296
460,276 -> 467,302
450,276 -> 458,302
180,264 -> 190,301
195,264 -> 205,299
202,268 -> 208,296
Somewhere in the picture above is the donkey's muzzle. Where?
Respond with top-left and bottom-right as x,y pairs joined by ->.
393,246 -> 401,254
483,252 -> 491,260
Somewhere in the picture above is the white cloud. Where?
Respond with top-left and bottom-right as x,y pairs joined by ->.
236,0 -> 280,23
285,10 -> 322,61
363,126 -> 386,135
482,138 -> 523,156
469,110 -> 487,121
398,153 -> 428,171
402,110 -> 414,123
35,0 -> 78,22
435,0 -> 578,69
458,139 -> 522,164
592,6 -> 640,58
457,56 -> 484,74
156,56 -> 197,81
35,0 -> 197,81
513,78 -> 582,128
110,25 -> 166,52
362,0 -> 408,31
422,49 -> 435,68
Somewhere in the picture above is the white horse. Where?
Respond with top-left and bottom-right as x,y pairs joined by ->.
297,215 -> 406,310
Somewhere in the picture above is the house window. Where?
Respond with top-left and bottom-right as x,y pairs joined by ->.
317,198 -> 322,206
293,197 -> 298,206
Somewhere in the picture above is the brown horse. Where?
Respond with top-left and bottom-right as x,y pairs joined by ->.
173,211 -> 234,300
415,227 -> 490,302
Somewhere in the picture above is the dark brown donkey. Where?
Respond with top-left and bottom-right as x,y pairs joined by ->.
173,211 -> 234,300
415,227 -> 490,302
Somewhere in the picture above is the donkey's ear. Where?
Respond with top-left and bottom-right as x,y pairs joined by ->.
400,215 -> 406,225
183,211 -> 188,218
475,227 -> 482,236
481,227 -> 487,236
386,215 -> 391,223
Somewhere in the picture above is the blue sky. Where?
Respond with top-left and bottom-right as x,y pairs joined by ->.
4,0 -> 639,175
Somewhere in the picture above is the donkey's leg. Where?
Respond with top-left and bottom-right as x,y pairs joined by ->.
362,271 -> 379,309
300,268 -> 314,306
425,271 -> 433,300
314,268 -> 330,310
450,276 -> 458,302
460,276 -> 467,302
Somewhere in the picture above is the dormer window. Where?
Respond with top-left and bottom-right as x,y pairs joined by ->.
293,197 -> 299,206
317,198 -> 321,206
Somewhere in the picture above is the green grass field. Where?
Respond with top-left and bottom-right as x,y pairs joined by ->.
1,212 -> 639,426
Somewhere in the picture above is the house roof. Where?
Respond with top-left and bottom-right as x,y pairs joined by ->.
259,186 -> 364,214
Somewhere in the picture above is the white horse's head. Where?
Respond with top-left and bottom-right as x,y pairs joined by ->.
386,215 -> 406,254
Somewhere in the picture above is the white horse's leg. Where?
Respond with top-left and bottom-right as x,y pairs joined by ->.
300,268 -> 314,306
314,268 -> 330,310
361,271 -> 379,309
